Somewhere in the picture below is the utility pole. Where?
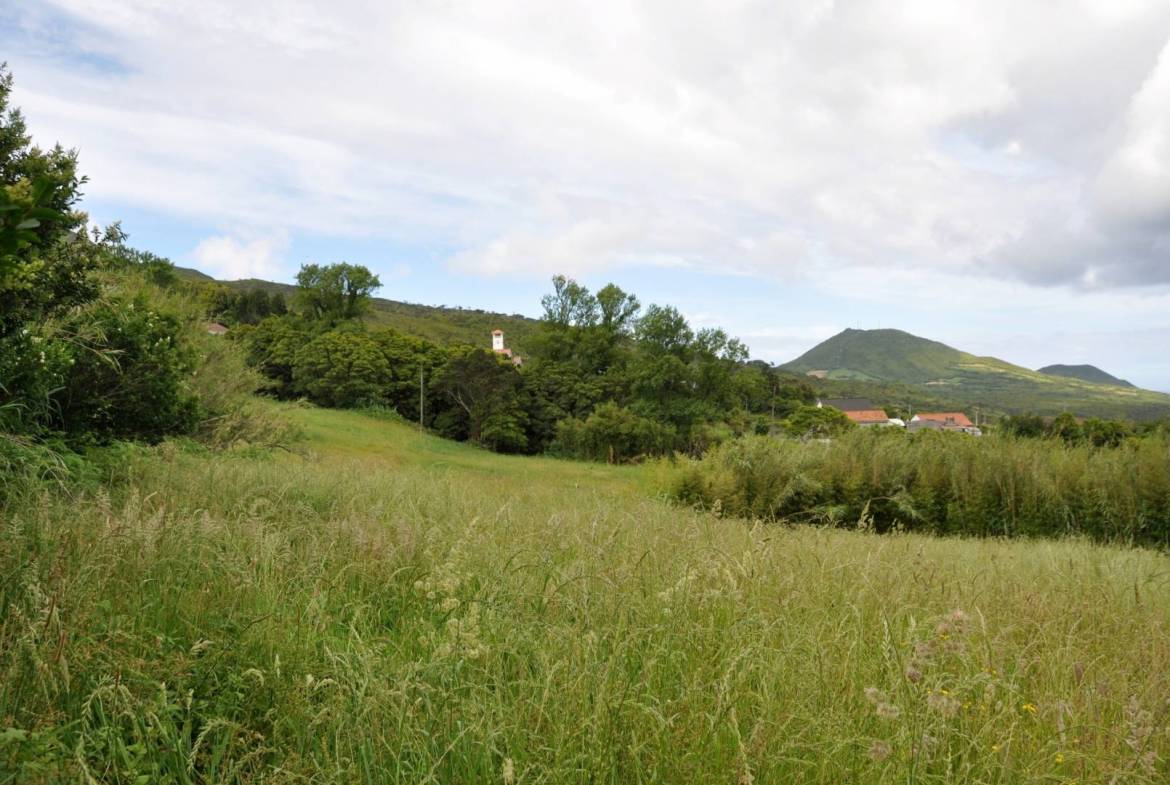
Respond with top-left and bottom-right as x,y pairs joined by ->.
419,367 -> 425,432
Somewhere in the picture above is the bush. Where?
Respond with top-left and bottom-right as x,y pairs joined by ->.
552,402 -> 676,463
51,288 -> 201,442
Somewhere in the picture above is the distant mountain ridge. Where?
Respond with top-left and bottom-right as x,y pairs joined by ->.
1037,364 -> 1134,388
781,328 -> 1170,420
175,266 -> 539,352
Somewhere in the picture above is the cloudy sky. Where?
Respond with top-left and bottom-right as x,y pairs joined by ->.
4,0 -> 1170,388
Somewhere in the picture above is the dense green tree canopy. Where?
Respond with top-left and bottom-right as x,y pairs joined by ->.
295,262 -> 381,323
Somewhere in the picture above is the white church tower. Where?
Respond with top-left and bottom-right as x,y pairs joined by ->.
491,329 -> 505,352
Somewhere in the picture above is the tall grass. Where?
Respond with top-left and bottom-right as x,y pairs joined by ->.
2,408 -> 1169,783
671,430 -> 1170,545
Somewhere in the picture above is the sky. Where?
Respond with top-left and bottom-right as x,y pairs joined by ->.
3,0 -> 1170,389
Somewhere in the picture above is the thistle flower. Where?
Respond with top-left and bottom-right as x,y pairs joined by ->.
927,692 -> 960,719
876,702 -> 902,720
868,741 -> 892,762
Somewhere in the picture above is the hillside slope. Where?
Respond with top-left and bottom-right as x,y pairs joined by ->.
7,402 -> 1170,782
176,267 -> 540,352
1038,363 -> 1134,388
783,328 -> 1170,419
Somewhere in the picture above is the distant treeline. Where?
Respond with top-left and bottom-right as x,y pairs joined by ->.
672,427 -> 1170,546
230,267 -> 843,457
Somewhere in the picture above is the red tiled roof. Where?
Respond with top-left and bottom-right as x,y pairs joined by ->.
915,412 -> 974,428
844,409 -> 890,424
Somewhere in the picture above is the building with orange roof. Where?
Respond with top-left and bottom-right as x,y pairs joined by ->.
910,412 -> 981,435
843,409 -> 894,426
912,412 -> 974,428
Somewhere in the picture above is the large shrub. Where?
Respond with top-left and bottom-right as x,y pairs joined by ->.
553,401 -> 676,463
51,288 -> 201,442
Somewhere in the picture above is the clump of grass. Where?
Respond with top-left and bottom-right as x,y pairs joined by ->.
1,406 -> 1168,783
670,429 -> 1170,545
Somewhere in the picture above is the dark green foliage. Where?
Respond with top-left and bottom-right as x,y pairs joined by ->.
234,315 -> 310,396
552,402 -> 675,463
999,412 -> 1132,447
673,430 -> 1170,545
779,404 -> 856,438
240,315 -> 450,424
0,65 -> 245,453
998,412 -> 1048,438
209,286 -> 287,325
516,359 -> 608,453
293,329 -> 393,408
52,291 -> 200,442
295,262 -> 381,323
432,346 -> 527,451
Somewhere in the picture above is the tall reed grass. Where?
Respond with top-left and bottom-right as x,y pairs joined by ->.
671,430 -> 1170,545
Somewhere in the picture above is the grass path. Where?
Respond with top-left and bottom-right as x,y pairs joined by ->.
291,405 -> 648,497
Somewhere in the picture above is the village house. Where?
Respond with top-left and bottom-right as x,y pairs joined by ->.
205,322 -> 228,336
491,329 -> 523,366
816,397 -> 896,427
909,412 -> 982,436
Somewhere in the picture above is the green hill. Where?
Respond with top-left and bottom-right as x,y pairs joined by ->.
782,328 -> 1170,420
177,267 -> 539,353
1037,363 -> 1134,388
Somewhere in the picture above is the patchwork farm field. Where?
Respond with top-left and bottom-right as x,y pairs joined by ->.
3,405 -> 1169,783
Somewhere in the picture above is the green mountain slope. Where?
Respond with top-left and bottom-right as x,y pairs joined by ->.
782,328 -> 1170,420
177,267 -> 539,353
1037,364 -> 1134,388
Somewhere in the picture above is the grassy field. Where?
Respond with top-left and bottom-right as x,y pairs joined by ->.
3,405 -> 1169,783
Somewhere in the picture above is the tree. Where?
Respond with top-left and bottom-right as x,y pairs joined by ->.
540,274 -> 598,327
292,329 -> 392,408
1049,412 -> 1082,445
1081,418 -> 1129,448
636,304 -> 693,357
295,262 -> 381,323
595,283 -> 640,336
781,404 -> 855,439
999,413 -> 1047,438
433,346 -> 527,450
0,64 -> 92,341
238,315 -> 313,396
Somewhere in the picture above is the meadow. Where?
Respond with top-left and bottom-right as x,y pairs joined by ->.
3,404 -> 1169,784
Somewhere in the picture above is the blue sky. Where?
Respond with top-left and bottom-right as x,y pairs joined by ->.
4,0 -> 1170,389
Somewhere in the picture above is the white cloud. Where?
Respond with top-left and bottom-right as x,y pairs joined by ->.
190,232 -> 288,281
5,0 -> 1170,291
